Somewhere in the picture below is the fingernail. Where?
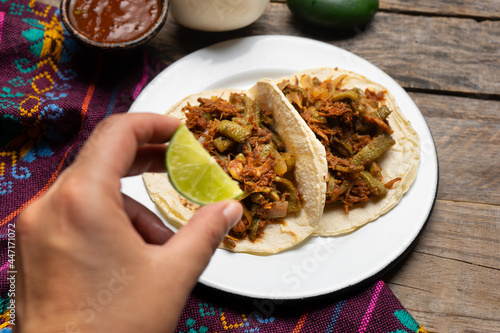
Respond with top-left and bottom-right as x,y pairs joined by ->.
222,201 -> 243,232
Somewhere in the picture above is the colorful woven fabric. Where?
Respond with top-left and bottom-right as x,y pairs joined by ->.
177,282 -> 427,333
0,0 -> 165,329
0,1 -> 427,332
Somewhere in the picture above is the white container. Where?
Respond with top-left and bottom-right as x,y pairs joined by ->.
170,0 -> 270,32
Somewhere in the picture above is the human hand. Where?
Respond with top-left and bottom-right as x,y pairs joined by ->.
15,113 -> 243,333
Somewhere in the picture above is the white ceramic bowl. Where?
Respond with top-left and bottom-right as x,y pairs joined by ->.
170,0 -> 269,32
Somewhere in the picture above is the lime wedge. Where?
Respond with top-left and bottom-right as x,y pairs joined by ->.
166,124 -> 244,205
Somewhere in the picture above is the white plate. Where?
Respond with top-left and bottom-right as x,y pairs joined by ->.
123,35 -> 438,299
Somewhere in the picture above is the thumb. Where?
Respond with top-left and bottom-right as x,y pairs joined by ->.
159,200 -> 242,284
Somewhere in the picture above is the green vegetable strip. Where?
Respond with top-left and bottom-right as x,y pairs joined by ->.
259,142 -> 274,160
334,164 -> 364,173
275,176 -> 302,212
332,137 -> 354,157
328,180 -> 349,201
326,172 -> 336,196
249,218 -> 261,241
369,161 -> 383,180
311,108 -> 327,123
250,193 -> 264,203
372,105 -> 392,120
253,101 -> 261,126
242,96 -> 254,125
359,171 -> 388,196
330,90 -> 358,103
351,133 -> 395,166
217,120 -> 251,143
213,137 -> 234,152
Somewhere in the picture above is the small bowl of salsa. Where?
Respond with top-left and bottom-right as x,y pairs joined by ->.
60,0 -> 168,50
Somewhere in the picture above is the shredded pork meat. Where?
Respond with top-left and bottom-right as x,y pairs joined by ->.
279,75 -> 401,214
182,94 -> 302,245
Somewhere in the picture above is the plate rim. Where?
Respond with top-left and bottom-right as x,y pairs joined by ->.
125,35 -> 439,299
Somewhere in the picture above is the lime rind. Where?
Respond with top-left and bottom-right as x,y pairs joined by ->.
166,125 -> 244,205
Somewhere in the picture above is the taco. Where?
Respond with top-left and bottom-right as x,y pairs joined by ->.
275,68 -> 420,235
143,80 -> 327,254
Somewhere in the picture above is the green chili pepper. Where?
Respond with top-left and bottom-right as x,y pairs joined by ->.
217,120 -> 251,143
351,133 -> 395,166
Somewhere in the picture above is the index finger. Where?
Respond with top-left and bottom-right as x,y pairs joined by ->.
74,113 -> 181,182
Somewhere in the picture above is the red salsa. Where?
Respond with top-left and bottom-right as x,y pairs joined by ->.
69,0 -> 161,44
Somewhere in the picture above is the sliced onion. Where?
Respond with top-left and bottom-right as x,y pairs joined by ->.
262,201 -> 288,219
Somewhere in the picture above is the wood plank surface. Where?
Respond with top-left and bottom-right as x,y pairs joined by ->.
274,0 -> 500,19
147,4 -> 500,97
387,234 -> 500,332
412,199 -> 499,270
34,0 -> 500,332
380,0 -> 500,20
387,94 -> 500,332
410,92 -> 500,206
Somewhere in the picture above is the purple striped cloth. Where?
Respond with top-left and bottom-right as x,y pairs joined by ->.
176,281 -> 427,333
0,1 -> 427,332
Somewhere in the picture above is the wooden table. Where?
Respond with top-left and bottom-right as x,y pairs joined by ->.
44,0 -> 500,331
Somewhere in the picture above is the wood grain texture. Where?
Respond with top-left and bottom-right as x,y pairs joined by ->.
390,94 -> 500,332
380,0 -> 500,20
33,0 -> 500,332
274,0 -> 500,19
145,4 -> 500,96
409,92 -> 500,206
387,237 -> 500,332
385,200 -> 500,333
146,4 -> 500,330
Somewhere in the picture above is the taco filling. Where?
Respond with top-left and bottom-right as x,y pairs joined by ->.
181,93 -> 303,247
278,74 -> 401,214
